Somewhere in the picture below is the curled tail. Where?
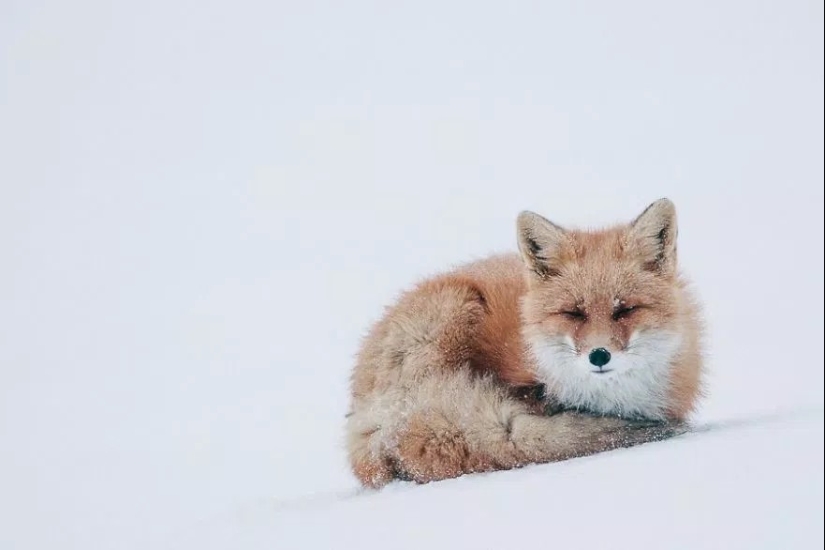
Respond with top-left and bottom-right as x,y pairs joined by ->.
347,369 -> 686,487
345,274 -> 686,488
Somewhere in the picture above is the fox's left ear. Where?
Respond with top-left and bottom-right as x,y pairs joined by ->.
629,198 -> 678,275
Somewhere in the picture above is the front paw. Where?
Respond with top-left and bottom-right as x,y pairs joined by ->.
604,418 -> 689,448
623,417 -> 667,429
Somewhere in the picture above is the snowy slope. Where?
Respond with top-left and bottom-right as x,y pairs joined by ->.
167,409 -> 824,550
1,1 -> 823,549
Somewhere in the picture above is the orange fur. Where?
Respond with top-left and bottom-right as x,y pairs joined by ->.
346,199 -> 704,488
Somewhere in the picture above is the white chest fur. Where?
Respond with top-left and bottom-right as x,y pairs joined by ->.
528,330 -> 683,420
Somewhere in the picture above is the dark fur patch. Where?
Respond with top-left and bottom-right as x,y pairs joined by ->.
655,226 -> 668,265
523,230 -> 562,278
642,224 -> 670,273
526,236 -> 542,256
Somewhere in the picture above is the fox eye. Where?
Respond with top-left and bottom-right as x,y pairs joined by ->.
613,305 -> 637,321
560,309 -> 587,321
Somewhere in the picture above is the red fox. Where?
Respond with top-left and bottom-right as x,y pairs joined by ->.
346,198 -> 704,488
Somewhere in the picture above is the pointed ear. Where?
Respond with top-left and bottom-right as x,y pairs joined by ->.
516,211 -> 570,277
629,198 -> 678,274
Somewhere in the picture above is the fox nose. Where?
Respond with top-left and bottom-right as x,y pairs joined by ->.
588,348 -> 612,368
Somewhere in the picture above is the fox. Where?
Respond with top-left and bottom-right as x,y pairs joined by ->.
345,198 -> 705,488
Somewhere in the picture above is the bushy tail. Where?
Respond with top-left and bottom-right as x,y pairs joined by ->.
346,369 -> 686,487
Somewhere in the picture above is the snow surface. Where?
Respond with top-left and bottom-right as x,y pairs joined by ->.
168,409 -> 825,550
1,1 -> 823,549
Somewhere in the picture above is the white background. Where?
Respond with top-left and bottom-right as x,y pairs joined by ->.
1,1 -> 822,548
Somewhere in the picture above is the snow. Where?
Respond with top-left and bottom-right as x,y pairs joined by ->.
1,1 -> 822,549
168,409 -> 824,550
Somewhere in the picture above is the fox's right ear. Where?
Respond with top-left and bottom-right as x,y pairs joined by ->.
516,211 -> 569,278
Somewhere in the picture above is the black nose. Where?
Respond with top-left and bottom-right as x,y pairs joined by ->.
589,348 -> 611,368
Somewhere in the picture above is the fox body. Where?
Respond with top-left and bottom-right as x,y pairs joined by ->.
346,199 -> 704,488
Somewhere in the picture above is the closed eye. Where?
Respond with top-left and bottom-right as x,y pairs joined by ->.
560,309 -> 587,321
613,306 -> 638,321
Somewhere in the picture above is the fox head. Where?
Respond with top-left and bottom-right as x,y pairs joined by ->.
517,198 -> 694,421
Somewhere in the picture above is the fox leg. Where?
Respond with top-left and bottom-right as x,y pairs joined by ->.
507,410 -> 687,465
393,373 -> 687,484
